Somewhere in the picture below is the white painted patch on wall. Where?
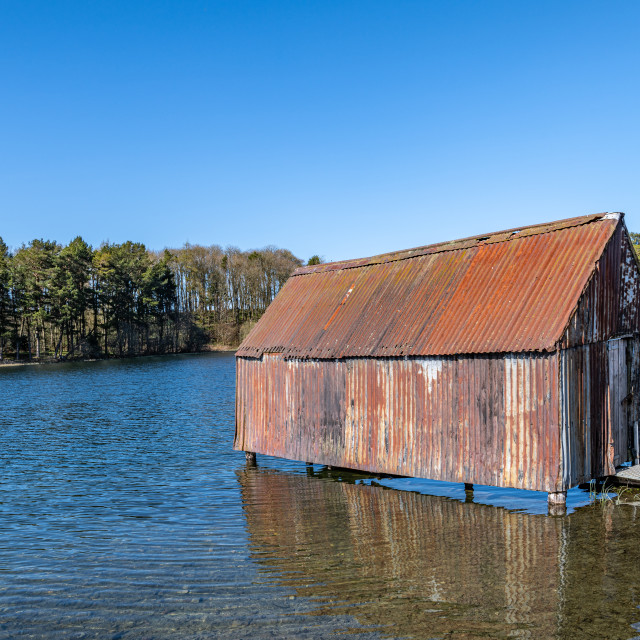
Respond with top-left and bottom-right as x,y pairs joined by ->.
504,356 -> 518,421
418,359 -> 443,395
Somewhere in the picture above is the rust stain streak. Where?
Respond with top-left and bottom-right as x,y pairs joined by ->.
322,281 -> 357,331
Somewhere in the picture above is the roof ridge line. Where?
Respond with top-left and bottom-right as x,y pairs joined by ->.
295,212 -> 621,276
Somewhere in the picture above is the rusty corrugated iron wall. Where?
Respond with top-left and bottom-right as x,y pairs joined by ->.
236,352 -> 561,492
558,223 -> 640,488
560,343 -> 609,485
559,338 -> 640,488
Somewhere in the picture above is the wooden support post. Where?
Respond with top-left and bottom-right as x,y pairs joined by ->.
245,451 -> 257,466
464,482 -> 474,503
548,491 -> 566,515
464,483 -> 473,492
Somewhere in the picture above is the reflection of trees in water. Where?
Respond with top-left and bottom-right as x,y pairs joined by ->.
238,469 -> 567,639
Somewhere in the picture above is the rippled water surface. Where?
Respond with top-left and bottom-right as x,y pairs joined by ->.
1,353 -> 640,639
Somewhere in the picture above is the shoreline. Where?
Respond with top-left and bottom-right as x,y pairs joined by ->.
0,345 -> 237,368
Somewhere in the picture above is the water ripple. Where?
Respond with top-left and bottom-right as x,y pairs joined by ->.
1,354 -> 640,639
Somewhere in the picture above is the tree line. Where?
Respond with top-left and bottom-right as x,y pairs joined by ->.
0,237 -> 311,362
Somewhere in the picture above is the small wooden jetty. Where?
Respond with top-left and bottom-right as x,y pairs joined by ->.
614,463 -> 640,486
235,213 -> 640,510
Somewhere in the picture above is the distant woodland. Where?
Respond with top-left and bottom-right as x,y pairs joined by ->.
0,237 -> 318,362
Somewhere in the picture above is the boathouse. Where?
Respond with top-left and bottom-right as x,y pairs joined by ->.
234,213 -> 640,505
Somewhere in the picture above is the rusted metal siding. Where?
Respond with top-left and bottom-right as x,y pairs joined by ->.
560,337 -> 640,487
235,352 -> 562,492
558,221 -> 640,487
561,222 -> 640,349
238,214 -> 618,359
560,344 -> 609,486
608,338 -> 630,466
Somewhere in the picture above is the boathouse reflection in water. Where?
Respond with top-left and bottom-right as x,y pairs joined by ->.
238,468 -> 640,640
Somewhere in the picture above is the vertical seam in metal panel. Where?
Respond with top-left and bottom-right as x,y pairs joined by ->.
560,349 -> 569,490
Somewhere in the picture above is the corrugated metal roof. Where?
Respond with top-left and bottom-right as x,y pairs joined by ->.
238,213 -> 622,358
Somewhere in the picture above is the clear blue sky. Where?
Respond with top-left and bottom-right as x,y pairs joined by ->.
1,0 -> 639,262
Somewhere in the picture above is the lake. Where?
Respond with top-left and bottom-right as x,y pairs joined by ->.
1,352 -> 640,639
